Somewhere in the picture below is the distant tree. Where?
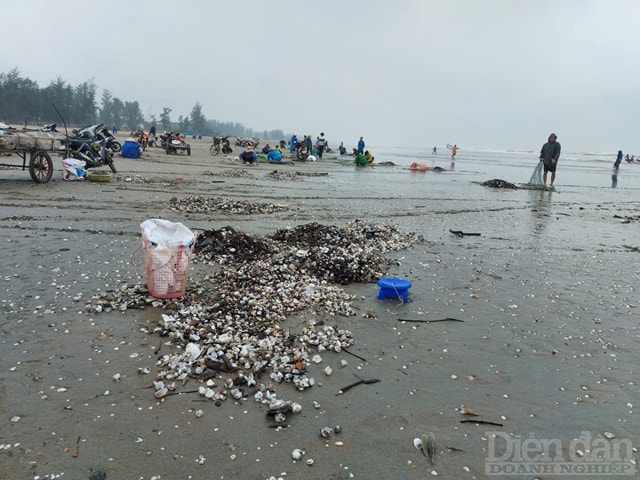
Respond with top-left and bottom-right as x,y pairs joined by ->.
111,97 -> 125,129
123,100 -> 144,131
73,79 -> 98,126
0,68 -> 41,124
189,102 -> 206,135
177,115 -> 191,133
100,89 -> 115,127
159,107 -> 172,131
41,76 -> 74,125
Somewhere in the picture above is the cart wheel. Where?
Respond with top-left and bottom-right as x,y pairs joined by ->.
29,150 -> 53,183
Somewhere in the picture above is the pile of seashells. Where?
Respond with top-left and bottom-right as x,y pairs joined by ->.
266,170 -> 301,181
203,169 -> 255,178
169,195 -> 292,215
86,220 -> 423,416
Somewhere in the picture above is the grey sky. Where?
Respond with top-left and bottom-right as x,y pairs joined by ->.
3,0 -> 639,152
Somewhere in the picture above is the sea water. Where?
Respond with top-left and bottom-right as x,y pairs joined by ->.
314,145 -> 639,249
366,145 -> 640,190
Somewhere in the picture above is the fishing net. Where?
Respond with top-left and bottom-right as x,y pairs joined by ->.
522,161 -> 545,189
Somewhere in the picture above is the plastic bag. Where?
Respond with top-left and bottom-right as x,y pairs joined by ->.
141,219 -> 194,249
62,158 -> 87,180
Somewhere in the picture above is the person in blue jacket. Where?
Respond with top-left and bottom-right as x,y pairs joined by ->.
614,150 -> 623,170
289,133 -> 298,154
357,136 -> 365,154
267,147 -> 282,162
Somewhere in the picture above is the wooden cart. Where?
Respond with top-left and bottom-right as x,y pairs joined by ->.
0,130 -> 65,183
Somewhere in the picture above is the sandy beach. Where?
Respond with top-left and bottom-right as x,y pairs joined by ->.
1,137 -> 639,480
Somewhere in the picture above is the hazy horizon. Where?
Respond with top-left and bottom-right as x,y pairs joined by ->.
3,0 -> 639,153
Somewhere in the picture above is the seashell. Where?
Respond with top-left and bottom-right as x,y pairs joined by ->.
604,432 -> 616,439
312,354 -> 322,364
306,458 -> 314,465
414,437 -> 423,450
323,366 -> 333,376
334,425 -> 342,434
334,441 -> 344,447
184,343 -> 202,363
291,402 -> 302,414
155,387 -> 168,398
320,427 -> 331,438
195,409 -> 203,418
460,406 -> 479,416
291,448 -> 303,460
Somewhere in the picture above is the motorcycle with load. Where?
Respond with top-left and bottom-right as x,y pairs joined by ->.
64,134 -> 116,173
235,137 -> 259,148
163,132 -> 191,155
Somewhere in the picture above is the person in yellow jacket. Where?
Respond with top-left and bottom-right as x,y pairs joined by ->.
364,150 -> 374,164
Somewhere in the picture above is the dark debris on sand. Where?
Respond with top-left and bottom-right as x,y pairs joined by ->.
482,179 -> 519,189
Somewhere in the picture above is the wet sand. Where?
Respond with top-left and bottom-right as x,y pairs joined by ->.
1,138 -> 639,479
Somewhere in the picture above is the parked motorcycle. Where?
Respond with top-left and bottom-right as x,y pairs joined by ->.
74,123 -> 104,140
64,135 -> 116,173
95,127 -> 121,154
130,129 -> 149,151
210,136 -> 232,155
235,137 -> 259,148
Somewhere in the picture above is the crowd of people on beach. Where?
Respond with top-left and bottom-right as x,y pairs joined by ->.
276,133 -> 373,165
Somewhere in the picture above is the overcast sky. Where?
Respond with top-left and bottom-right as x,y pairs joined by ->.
3,0 -> 639,152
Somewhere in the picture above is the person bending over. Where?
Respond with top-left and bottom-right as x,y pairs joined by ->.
239,145 -> 258,165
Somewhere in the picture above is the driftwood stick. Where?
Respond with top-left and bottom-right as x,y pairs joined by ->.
449,229 -> 481,237
398,318 -> 465,323
460,419 -> 504,427
336,378 -> 380,396
342,348 -> 367,362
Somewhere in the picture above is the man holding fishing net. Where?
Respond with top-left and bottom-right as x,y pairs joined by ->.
539,133 -> 561,187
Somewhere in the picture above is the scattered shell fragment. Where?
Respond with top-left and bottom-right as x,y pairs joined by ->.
460,406 -> 479,416
415,434 -> 436,465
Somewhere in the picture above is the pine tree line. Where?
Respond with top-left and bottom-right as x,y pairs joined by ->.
0,68 -> 285,140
